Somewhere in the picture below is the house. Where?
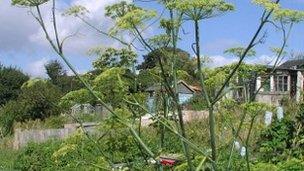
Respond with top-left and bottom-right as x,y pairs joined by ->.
254,59 -> 304,105
146,80 -> 201,112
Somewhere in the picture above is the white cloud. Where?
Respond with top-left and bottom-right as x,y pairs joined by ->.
207,55 -> 238,67
26,58 -> 48,78
0,0 -> 131,56
29,0 -> 131,55
246,55 -> 274,65
206,54 -> 281,68
0,0 -> 133,77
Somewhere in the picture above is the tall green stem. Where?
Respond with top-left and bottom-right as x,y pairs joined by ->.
245,116 -> 256,171
171,10 -> 193,170
194,20 -> 217,168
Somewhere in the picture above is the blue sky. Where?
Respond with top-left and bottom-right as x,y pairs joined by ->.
0,0 -> 303,77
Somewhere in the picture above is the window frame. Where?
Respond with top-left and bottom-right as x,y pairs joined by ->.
274,75 -> 289,92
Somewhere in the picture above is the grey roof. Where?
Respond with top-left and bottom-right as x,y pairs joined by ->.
278,59 -> 304,69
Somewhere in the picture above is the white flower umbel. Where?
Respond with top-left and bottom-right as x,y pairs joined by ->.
240,146 -> 246,157
264,111 -> 273,126
234,141 -> 241,151
277,106 -> 284,121
148,158 -> 157,164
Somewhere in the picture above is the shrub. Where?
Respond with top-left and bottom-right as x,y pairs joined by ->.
18,79 -> 63,120
0,79 -> 63,135
257,119 -> 294,163
14,140 -> 62,171
13,131 -> 111,171
0,100 -> 23,135
0,65 -> 29,106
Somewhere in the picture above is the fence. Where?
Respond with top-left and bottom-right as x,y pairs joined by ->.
13,110 -> 208,149
13,123 -> 97,149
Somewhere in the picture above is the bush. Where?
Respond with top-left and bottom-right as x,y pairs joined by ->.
257,103 -> 304,163
257,119 -> 294,163
0,79 -> 63,135
14,140 -> 62,171
0,100 -> 23,135
13,130 -> 115,170
0,65 -> 29,106
18,79 -> 63,120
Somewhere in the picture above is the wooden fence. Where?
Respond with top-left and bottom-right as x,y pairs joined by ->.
13,123 -> 97,149
13,111 -> 208,149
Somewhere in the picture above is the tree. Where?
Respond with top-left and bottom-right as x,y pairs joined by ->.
45,60 -> 83,93
0,79 -> 62,135
18,79 -> 63,120
0,64 -> 29,106
45,60 -> 67,83
138,47 -> 196,76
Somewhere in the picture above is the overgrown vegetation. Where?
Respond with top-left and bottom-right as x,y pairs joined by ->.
1,0 -> 304,170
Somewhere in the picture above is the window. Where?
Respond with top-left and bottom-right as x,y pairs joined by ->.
274,75 -> 288,92
261,76 -> 270,92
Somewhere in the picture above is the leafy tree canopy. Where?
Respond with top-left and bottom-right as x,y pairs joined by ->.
0,64 -> 29,106
45,60 -> 67,81
0,79 -> 62,135
45,60 -> 83,93
137,47 -> 196,76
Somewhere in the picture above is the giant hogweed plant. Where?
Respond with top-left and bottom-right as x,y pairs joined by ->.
11,0 -> 304,170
